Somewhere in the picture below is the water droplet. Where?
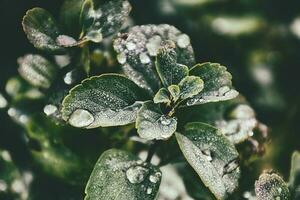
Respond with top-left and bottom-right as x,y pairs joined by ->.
11,179 -> 25,193
149,172 -> 161,183
69,109 -> 94,128
54,55 -> 70,68
0,93 -> 7,108
7,108 -> 17,117
275,197 -> 280,200
126,42 -> 136,50
117,53 -> 127,64
126,166 -> 149,184
278,188 -> 282,194
146,35 -> 162,56
159,115 -> 172,125
146,187 -> 152,194
64,71 -> 74,85
43,104 -> 58,116
56,35 -> 77,47
139,53 -> 151,64
177,34 -> 190,48
202,149 -> 213,162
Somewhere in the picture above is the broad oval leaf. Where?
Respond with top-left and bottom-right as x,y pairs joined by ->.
22,8 -> 65,53
175,122 -> 240,200
187,62 -> 238,106
153,88 -> 170,104
113,24 -> 195,95
155,41 -> 189,87
255,171 -> 290,200
178,75 -> 204,100
18,54 -> 57,89
80,0 -> 131,43
136,101 -> 177,140
62,74 -> 147,128
85,149 -> 162,200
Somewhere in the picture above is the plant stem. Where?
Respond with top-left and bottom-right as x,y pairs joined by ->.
146,142 -> 158,163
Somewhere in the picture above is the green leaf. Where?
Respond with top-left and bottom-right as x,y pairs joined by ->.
175,122 -> 240,200
85,149 -> 162,200
178,75 -> 204,100
168,85 -> 181,102
179,97 -> 260,144
187,62 -> 238,106
255,171 -> 290,200
22,8 -> 65,53
136,101 -> 177,140
113,24 -> 195,95
155,41 -> 189,87
80,0 -> 131,43
153,88 -> 170,104
289,151 -> 300,190
18,54 -> 57,89
60,0 -> 84,36
62,74 -> 147,128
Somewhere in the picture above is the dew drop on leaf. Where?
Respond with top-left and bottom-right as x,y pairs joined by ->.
117,52 -> 127,64
159,115 -> 172,126
139,53 -> 151,64
68,109 -> 94,128
43,104 -> 58,116
126,166 -> 149,184
177,34 -> 190,48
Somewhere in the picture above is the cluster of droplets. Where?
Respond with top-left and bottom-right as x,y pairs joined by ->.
113,24 -> 195,94
187,86 -> 239,106
125,162 -> 162,196
216,104 -> 257,144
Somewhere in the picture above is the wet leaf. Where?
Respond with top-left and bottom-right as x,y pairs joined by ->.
175,122 -> 240,200
255,171 -> 290,200
136,101 -> 177,140
153,88 -> 170,104
178,75 -> 204,100
22,8 -> 65,53
18,54 -> 58,89
187,62 -> 238,106
168,85 -> 180,102
60,0 -> 84,36
85,149 -> 161,200
80,0 -> 131,43
62,74 -> 147,128
155,41 -> 189,87
179,97 -> 260,144
113,24 -> 195,95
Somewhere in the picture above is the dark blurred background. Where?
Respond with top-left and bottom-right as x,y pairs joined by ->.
1,0 -> 300,199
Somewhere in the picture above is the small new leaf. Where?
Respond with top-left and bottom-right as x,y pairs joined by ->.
136,101 -> 177,140
113,24 -> 195,95
156,41 -> 189,87
168,85 -> 180,102
175,122 -> 240,200
187,62 -> 238,106
153,88 -> 170,104
255,171 -> 290,200
178,76 -> 204,100
80,0 -> 131,43
85,149 -> 161,200
18,54 -> 57,89
61,74 -> 147,128
22,8 -> 65,53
